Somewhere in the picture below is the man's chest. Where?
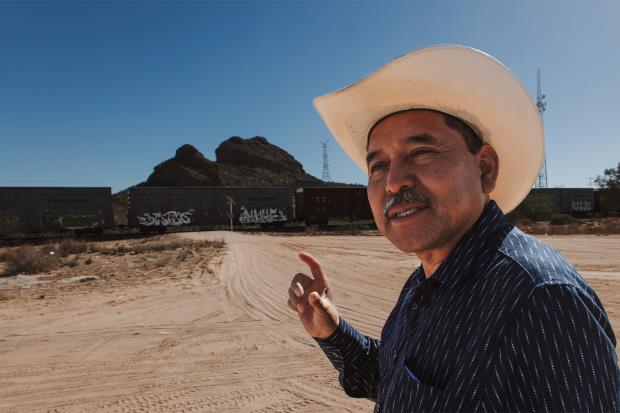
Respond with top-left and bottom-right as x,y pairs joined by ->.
376,272 -> 529,412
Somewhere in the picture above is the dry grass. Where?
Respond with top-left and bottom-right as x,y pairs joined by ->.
57,239 -> 90,257
0,237 -> 224,278
518,217 -> 620,235
2,246 -> 59,276
92,238 -> 223,256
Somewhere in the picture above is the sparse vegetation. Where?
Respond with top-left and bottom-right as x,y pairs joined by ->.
0,237 -> 225,279
92,238 -> 222,256
517,217 -> 620,235
549,213 -> 577,226
2,245 -> 59,276
57,239 -> 91,257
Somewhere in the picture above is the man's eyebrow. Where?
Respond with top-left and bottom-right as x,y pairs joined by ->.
366,150 -> 380,166
406,133 -> 438,145
366,133 -> 439,166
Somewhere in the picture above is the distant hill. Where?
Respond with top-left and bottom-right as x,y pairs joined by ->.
112,136 -> 362,224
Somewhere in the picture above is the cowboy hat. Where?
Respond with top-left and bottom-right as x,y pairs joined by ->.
313,45 -> 544,213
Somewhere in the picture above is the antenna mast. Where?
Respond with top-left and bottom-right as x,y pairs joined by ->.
536,68 -> 548,188
321,140 -> 331,182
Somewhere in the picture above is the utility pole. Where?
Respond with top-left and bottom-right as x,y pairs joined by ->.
226,196 -> 235,232
321,140 -> 331,182
535,68 -> 548,188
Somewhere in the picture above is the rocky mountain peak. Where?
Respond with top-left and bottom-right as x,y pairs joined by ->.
142,137 -> 321,188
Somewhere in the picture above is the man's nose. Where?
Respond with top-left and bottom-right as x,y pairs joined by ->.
385,160 -> 415,195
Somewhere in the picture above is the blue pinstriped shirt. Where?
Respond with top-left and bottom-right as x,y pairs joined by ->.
317,201 -> 619,412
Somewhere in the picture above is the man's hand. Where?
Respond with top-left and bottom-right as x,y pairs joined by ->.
287,252 -> 340,339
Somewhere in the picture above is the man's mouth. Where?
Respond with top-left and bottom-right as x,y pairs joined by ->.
386,204 -> 427,220
382,188 -> 430,220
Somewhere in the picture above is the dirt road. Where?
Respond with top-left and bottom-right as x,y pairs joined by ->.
1,232 -> 619,412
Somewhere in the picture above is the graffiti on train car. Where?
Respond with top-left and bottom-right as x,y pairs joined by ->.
239,206 -> 287,224
138,210 -> 195,227
42,210 -> 100,230
571,200 -> 592,212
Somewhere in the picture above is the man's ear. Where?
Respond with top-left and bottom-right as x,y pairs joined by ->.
477,144 -> 499,194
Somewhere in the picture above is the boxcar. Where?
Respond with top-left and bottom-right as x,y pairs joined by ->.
594,188 -> 620,215
0,187 -> 113,235
300,187 -> 373,226
128,187 -> 295,229
531,188 -> 595,213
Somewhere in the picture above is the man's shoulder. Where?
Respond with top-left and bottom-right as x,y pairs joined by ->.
495,226 -> 589,291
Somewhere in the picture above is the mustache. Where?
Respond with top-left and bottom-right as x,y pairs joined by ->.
383,188 -> 429,218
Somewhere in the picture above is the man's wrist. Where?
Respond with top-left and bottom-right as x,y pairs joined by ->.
313,317 -> 341,341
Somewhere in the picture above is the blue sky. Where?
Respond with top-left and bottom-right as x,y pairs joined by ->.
1,1 -> 618,193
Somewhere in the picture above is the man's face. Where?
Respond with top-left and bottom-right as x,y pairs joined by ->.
366,110 -> 496,254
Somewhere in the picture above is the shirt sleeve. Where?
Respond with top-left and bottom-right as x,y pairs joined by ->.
482,283 -> 619,412
314,317 -> 380,401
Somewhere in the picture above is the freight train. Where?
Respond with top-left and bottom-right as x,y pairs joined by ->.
128,187 -> 296,231
0,186 -> 618,236
0,187 -> 113,235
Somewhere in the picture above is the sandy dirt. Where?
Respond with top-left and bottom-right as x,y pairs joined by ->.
1,232 -> 619,412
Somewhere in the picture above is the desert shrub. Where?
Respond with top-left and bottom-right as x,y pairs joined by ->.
2,245 -> 58,276
57,239 -> 90,257
176,247 -> 194,262
515,218 -> 534,227
64,257 -> 80,268
549,213 -> 577,225
600,220 -> 620,234
92,238 -> 224,256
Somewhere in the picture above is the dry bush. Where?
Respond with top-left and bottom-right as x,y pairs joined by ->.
549,213 -> 577,226
602,220 -> 620,234
176,248 -> 193,262
519,217 -> 620,235
57,239 -> 90,257
2,245 -> 58,276
93,238 -> 224,256
64,257 -> 80,268
154,256 -> 173,267
514,218 -> 534,227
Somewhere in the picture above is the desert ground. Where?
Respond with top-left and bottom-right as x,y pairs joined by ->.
1,231 -> 619,412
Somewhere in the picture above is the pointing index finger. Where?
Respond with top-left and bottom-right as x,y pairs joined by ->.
298,252 -> 327,283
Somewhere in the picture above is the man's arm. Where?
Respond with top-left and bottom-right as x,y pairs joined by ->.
287,252 -> 380,400
482,284 -> 619,412
315,318 -> 380,400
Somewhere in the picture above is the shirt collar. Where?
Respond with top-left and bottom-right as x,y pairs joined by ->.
422,200 -> 511,289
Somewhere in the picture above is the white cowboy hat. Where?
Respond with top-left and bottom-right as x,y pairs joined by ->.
313,45 -> 543,213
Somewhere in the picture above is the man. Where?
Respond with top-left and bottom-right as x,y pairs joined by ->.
287,46 -> 618,412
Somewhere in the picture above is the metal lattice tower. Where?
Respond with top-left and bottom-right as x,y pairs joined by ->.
535,68 -> 548,188
321,140 -> 331,182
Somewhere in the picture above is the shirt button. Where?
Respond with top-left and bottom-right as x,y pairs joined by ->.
392,350 -> 397,360
411,303 -> 419,310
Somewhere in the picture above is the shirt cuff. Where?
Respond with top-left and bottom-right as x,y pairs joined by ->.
314,318 -> 367,366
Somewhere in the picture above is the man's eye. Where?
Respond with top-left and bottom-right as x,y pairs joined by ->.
369,162 -> 387,174
409,149 -> 435,158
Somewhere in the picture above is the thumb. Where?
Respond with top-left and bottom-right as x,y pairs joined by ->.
308,291 -> 329,313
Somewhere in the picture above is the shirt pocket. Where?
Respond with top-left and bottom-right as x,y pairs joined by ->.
404,364 -> 422,384
402,364 -> 441,389
395,364 -> 445,412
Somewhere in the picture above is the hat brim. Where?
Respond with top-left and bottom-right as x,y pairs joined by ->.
313,45 -> 543,213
